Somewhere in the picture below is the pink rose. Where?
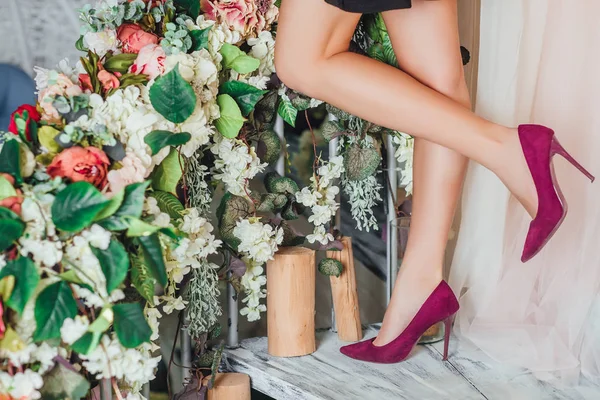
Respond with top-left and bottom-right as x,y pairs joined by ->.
79,73 -> 93,92
129,44 -> 166,80
47,147 -> 110,189
107,153 -> 148,194
98,70 -> 120,92
117,23 -> 160,54
202,0 -> 278,37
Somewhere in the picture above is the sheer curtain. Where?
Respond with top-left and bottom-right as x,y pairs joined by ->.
450,0 -> 600,383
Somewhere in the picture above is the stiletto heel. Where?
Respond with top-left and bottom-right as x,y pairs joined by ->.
340,281 -> 459,364
519,125 -> 595,262
550,138 -> 596,182
442,315 -> 454,361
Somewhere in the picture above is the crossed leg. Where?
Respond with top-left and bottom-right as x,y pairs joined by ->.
374,0 -> 470,346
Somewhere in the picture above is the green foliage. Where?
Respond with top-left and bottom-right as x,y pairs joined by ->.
321,120 -> 345,142
277,97 -> 297,127
104,53 -> 138,74
318,258 -> 344,277
151,148 -> 184,195
217,193 -> 253,250
149,64 -> 197,123
344,145 -> 382,181
144,130 -> 191,156
125,217 -> 161,237
52,182 -> 109,232
189,27 -> 211,52
280,221 -> 305,247
0,256 -> 39,314
38,126 -> 62,154
113,303 -> 152,348
0,207 -> 25,252
264,172 -> 299,195
150,190 -> 185,220
219,43 -> 260,74
174,0 -> 201,19
136,233 -> 168,287
98,181 -> 150,230
131,254 -> 155,305
215,94 -> 246,139
281,201 -> 299,221
0,139 -> 22,185
90,239 -> 129,294
70,332 -> 101,356
254,91 -> 278,125
39,363 -> 90,400
34,281 -> 78,342
325,103 -> 351,121
94,188 -> 125,222
219,81 -> 268,117
257,129 -> 282,165
257,193 -> 288,213
290,94 -> 312,111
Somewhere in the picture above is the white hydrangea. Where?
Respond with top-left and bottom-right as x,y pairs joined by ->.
247,31 -> 276,76
32,342 -> 58,374
61,315 -> 90,345
179,104 -> 216,157
0,369 -> 44,400
82,224 -> 111,250
211,136 -> 267,197
18,238 -> 63,268
185,16 -> 242,63
164,50 -> 219,105
393,132 -> 414,195
83,29 -> 120,57
233,218 -> 283,264
239,257 -> 267,322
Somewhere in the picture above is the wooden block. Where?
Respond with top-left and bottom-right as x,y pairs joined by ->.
327,237 -> 362,342
206,373 -> 251,400
267,247 -> 316,357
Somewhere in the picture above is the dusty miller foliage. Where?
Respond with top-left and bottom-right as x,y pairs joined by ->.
185,261 -> 222,341
184,149 -> 212,216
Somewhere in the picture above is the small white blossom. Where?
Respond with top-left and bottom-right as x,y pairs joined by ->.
61,315 -> 90,345
233,218 -> 283,264
82,224 -> 111,250
0,370 -> 44,400
19,238 -> 63,268
84,29 -> 120,57
306,226 -> 335,245
161,295 -> 187,315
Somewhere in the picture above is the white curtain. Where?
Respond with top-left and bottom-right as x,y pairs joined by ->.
450,0 -> 600,383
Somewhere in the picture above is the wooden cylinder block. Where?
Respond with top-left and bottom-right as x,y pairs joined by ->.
267,246 -> 316,357
206,373 -> 251,400
327,237 -> 362,342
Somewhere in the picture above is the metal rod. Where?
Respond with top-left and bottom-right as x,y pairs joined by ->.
275,115 -> 285,176
385,133 -> 398,305
180,315 -> 192,381
99,379 -> 112,400
328,114 -> 340,332
227,275 -> 239,347
142,383 -> 151,399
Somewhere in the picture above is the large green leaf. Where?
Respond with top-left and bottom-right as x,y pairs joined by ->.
215,94 -> 245,139
151,149 -> 183,195
70,332 -> 101,355
0,175 -> 17,200
131,254 -> 155,305
0,140 -> 22,185
0,256 -> 39,314
189,27 -> 211,52
149,64 -> 196,123
144,130 -> 191,156
136,234 -> 168,287
93,188 -> 125,221
0,218 -> 25,252
33,281 -> 78,342
219,44 -> 260,74
125,217 -> 160,237
113,303 -> 152,348
277,97 -> 298,127
150,191 -> 184,220
219,81 -> 268,117
39,362 -> 90,400
51,182 -> 109,232
90,240 -> 129,294
175,0 -> 201,19
98,181 -> 150,231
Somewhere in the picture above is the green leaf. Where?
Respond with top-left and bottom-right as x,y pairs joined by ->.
0,219 -> 25,252
144,130 -> 191,156
113,303 -> 152,348
131,254 -> 155,305
0,257 -> 39,314
0,175 -> 17,200
217,193 -> 252,251
137,234 -> 168,287
0,140 -> 22,185
39,362 -> 91,400
219,81 -> 268,117
149,64 -> 197,123
189,27 -> 211,51
151,149 -> 183,195
174,0 -> 201,19
277,97 -> 298,127
219,44 -> 260,74
318,258 -> 344,277
149,191 -> 184,220
382,34 -> 398,67
38,126 -> 62,153
98,181 -> 150,231
90,239 -> 129,293
104,53 -> 138,74
51,182 -> 109,232
344,145 -> 382,181
94,188 -> 125,221
125,217 -> 160,237
33,281 -> 78,342
215,94 -> 245,139
70,332 -> 102,355
58,270 -> 93,292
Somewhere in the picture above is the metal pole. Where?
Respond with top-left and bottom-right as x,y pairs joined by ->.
180,316 -> 191,381
227,275 -> 239,347
328,114 -> 340,332
275,115 -> 285,176
142,383 -> 150,399
99,379 -> 112,400
385,133 -> 398,305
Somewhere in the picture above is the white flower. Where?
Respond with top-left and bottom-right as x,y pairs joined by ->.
61,315 -> 90,345
146,307 -> 162,341
0,255 -> 6,271
306,226 -> 335,245
0,370 -> 44,399
247,31 -> 276,76
32,342 -> 58,374
84,29 -> 120,57
233,218 -> 283,264
393,132 -> 414,194
144,197 -> 161,216
82,224 -> 111,250
179,105 -> 215,157
161,295 -> 187,314
296,186 -> 321,208
19,238 -> 63,268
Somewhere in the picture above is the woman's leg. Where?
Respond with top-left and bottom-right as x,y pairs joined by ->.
374,0 -> 470,346
275,0 -> 537,216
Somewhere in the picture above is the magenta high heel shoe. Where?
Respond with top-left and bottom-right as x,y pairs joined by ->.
339,281 -> 459,363
519,125 -> 595,262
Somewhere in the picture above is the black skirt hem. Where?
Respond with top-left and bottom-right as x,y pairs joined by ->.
324,0 -> 412,14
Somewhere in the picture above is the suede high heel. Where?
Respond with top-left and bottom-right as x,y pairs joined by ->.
519,125 -> 595,262
339,281 -> 459,363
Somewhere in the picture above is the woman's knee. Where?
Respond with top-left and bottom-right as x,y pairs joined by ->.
423,67 -> 471,106
274,51 -> 320,96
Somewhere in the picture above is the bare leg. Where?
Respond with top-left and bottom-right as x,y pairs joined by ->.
275,0 -> 538,216
374,0 -> 470,346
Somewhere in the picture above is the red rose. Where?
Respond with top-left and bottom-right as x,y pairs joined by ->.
8,104 -> 41,141
79,73 -> 94,92
117,23 -> 160,54
47,146 -> 110,189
